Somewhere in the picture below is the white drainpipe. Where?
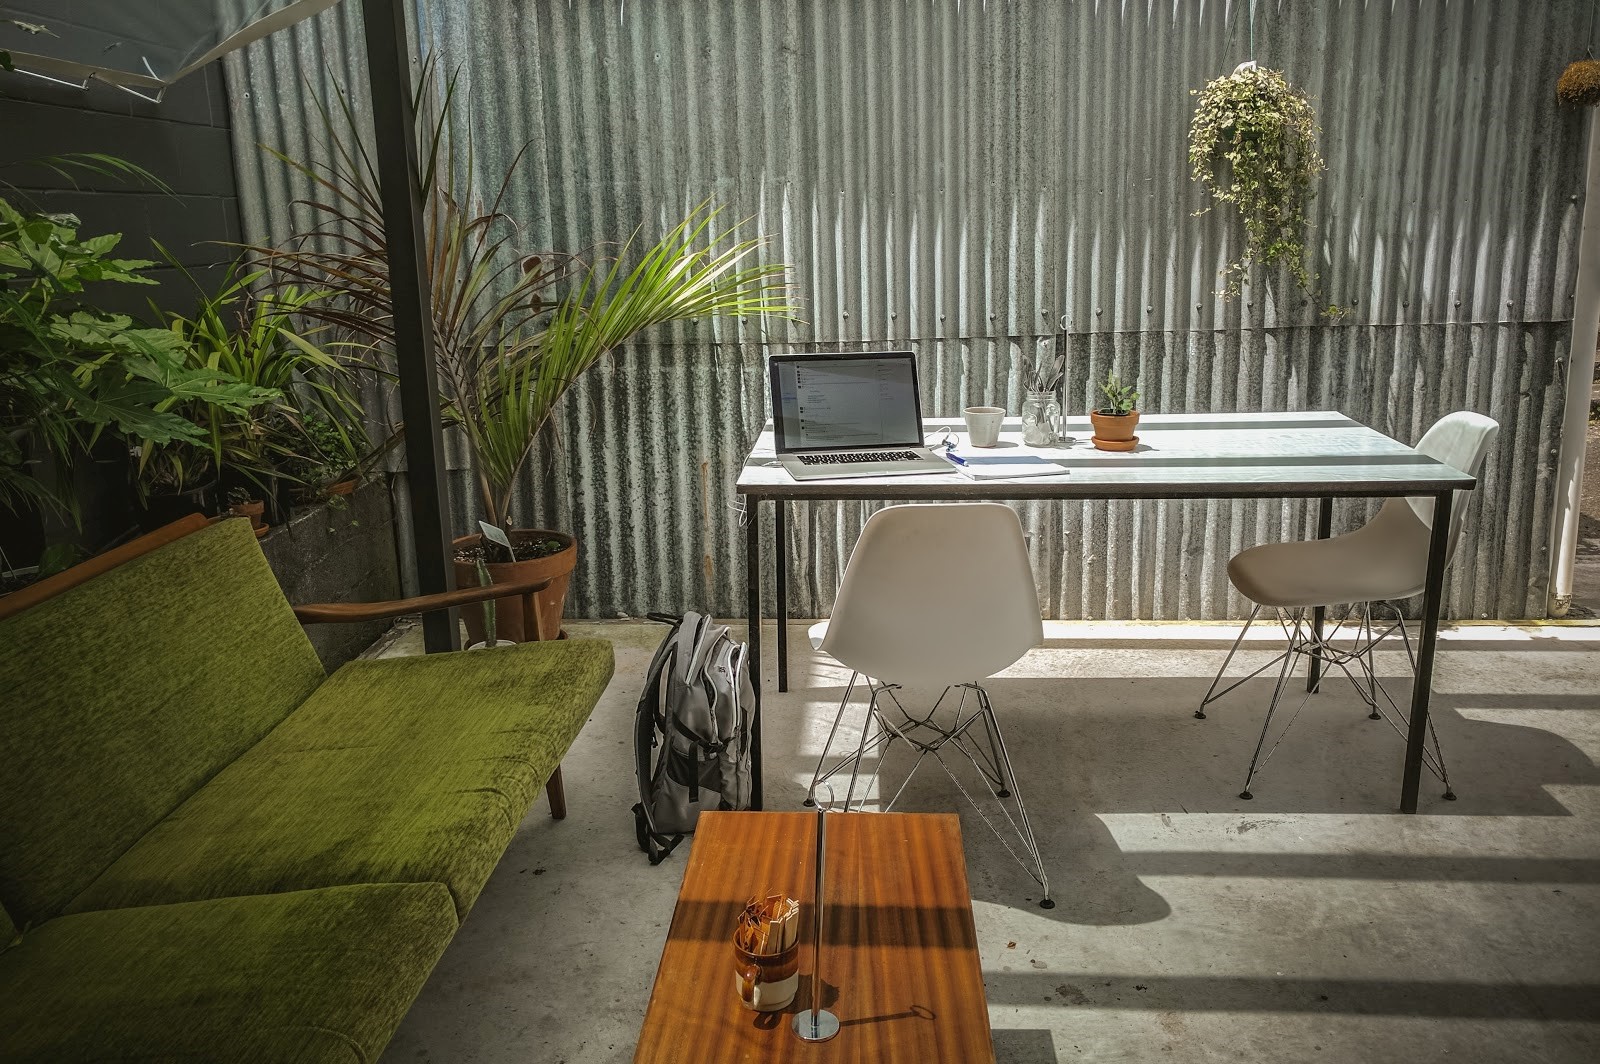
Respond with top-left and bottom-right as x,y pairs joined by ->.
1549,108 -> 1600,617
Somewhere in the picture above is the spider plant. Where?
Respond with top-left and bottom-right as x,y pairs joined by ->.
250,63 -> 795,539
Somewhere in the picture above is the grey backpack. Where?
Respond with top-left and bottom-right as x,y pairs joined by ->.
632,612 -> 754,864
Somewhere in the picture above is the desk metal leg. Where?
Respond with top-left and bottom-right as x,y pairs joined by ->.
1401,489 -> 1453,814
1306,496 -> 1333,693
746,498 -> 764,810
776,499 -> 789,693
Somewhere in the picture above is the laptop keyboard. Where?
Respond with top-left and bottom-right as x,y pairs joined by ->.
797,450 -> 923,465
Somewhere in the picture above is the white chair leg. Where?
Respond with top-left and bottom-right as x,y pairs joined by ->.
805,673 -> 896,810
1195,604 -> 1284,720
973,685 -> 1052,909
1239,608 -> 1307,799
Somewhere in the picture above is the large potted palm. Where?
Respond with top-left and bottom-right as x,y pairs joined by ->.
446,212 -> 791,641
254,67 -> 794,641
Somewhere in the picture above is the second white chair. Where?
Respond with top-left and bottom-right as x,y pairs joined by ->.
1196,411 -> 1499,802
805,502 -> 1052,907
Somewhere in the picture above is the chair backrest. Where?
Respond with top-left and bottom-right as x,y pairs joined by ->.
0,519 -> 325,928
820,503 -> 1043,687
1389,410 -> 1499,561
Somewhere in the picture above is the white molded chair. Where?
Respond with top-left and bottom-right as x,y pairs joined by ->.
806,502 -> 1052,907
1197,411 -> 1499,801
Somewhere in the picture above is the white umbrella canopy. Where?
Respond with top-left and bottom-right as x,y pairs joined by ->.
1,0 -> 339,98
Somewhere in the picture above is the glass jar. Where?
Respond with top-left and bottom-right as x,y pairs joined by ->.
1021,391 -> 1062,446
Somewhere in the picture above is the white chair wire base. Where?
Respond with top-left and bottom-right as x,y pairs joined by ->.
1196,602 -> 1457,802
806,675 -> 1053,908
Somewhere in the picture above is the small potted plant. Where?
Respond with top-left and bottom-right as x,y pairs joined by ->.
225,486 -> 268,537
1089,372 -> 1140,452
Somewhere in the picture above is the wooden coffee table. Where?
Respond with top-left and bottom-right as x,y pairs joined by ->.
634,811 -> 995,1063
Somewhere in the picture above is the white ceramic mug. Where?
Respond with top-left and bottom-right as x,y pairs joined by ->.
963,406 -> 1005,447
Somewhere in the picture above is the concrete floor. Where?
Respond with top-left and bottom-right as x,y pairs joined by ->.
377,619 -> 1600,1064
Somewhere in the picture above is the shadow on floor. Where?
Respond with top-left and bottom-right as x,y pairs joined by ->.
764,670 -> 1600,927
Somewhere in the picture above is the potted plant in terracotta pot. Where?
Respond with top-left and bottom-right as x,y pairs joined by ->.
225,486 -> 268,538
446,207 -> 793,643
252,66 -> 794,642
1089,371 -> 1140,452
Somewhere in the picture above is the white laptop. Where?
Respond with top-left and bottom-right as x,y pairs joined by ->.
769,351 -> 956,481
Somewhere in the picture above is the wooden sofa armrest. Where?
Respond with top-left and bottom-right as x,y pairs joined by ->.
293,575 -> 553,641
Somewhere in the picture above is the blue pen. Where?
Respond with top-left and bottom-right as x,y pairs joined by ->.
944,451 -> 969,466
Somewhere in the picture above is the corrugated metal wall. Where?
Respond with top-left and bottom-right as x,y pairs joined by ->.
224,0 -> 1598,620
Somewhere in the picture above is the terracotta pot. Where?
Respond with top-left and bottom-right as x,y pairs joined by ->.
452,529 -> 576,643
1089,409 -> 1140,446
326,478 -> 358,497
229,499 -> 266,529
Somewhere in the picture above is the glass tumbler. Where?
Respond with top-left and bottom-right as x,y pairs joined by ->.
1021,391 -> 1062,446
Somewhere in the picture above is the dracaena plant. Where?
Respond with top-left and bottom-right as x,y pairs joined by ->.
250,63 -> 796,542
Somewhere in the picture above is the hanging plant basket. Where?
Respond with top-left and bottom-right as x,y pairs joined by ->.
1556,60 -> 1600,107
1189,64 -> 1325,298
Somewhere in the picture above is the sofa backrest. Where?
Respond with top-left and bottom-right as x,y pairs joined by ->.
0,519 -> 325,927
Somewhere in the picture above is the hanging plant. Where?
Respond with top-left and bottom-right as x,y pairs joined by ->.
1556,60 -> 1600,107
1189,64 -> 1325,298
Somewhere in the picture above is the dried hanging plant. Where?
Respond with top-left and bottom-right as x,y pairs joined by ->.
1556,60 -> 1600,107
1189,65 -> 1324,298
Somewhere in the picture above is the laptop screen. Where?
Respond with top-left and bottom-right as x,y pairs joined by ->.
769,352 -> 925,452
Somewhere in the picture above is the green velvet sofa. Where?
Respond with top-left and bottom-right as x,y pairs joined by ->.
0,517 -> 614,1062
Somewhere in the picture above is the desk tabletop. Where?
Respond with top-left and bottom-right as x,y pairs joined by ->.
634,811 -> 994,1064
735,410 -> 1477,500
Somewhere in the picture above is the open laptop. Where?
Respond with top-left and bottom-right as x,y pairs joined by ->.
769,351 -> 956,480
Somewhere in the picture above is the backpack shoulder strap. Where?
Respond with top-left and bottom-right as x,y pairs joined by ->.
633,621 -> 687,864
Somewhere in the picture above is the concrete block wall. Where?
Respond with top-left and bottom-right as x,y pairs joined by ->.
0,65 -> 242,316
260,483 -> 405,672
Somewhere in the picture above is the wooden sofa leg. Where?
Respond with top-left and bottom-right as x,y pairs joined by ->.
545,766 -> 568,820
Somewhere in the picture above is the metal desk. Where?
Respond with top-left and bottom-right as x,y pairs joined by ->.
735,411 -> 1478,815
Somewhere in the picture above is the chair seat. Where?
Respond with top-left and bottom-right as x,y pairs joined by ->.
0,883 -> 456,1063
66,639 -> 614,920
809,619 -> 829,650
1228,505 -> 1432,608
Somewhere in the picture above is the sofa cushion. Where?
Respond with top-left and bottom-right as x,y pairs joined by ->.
0,519 -> 324,928
0,882 -> 456,1063
68,638 -> 615,919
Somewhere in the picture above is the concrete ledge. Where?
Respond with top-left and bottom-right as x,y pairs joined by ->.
261,480 -> 401,672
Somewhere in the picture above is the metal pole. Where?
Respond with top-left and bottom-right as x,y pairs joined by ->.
360,0 -> 457,652
793,798 -> 839,1042
1549,108 -> 1600,617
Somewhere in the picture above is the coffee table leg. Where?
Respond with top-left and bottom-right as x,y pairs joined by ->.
746,497 -> 764,811
1306,496 -> 1333,692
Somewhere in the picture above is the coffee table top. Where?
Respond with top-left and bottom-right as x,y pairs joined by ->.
634,811 -> 995,1063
